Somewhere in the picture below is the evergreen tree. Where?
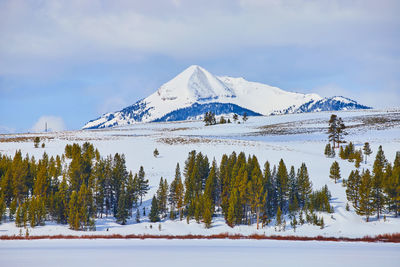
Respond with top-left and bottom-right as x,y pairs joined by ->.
77,184 -> 89,230
242,112 -> 248,123
289,195 -> 299,215
233,113 -> 239,123
103,156 -> 113,217
328,114 -> 338,148
275,206 -> 283,231
226,189 -> 238,227
339,146 -> 345,159
172,164 -> 185,220
372,145 -> 387,219
346,170 -> 361,209
28,197 -> 35,227
297,163 -> 312,208
15,205 -> 23,227
116,189 -> 129,225
92,159 -> 106,218
290,215 -> 297,232
169,164 -> 179,219
28,196 -> 45,227
219,154 -> 231,217
247,157 -> 267,229
363,142 -> 373,164
149,195 -> 160,222
153,148 -> 159,158
328,114 -> 346,148
276,159 -> 289,212
33,157 -> 50,198
126,171 -> 138,217
54,176 -> 69,224
156,177 -> 168,217
288,166 -> 299,214
385,161 -> 400,217
203,112 -> 210,126
324,144 -> 332,158
68,191 -> 79,230
37,196 -> 46,226
0,170 -> 13,206
346,142 -> 355,161
203,195 -> 213,228
336,117 -> 347,147
329,161 -> 341,183
194,195 -> 203,223
112,153 -> 128,216
67,144 -> 83,192
137,166 -> 149,205
34,137 -> 40,148
354,150 -> 363,168
356,170 -> 375,222
11,150 -> 29,204
204,160 -> 218,206
9,199 -> 17,220
22,201 -> 28,228
135,208 -> 140,223
203,111 -> 216,126
394,151 -> 400,168
0,193 -> 5,223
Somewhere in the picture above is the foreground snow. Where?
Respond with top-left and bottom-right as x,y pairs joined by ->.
1,239 -> 399,267
1,109 -> 400,238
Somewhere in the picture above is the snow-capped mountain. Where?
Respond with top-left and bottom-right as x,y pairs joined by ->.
83,65 -> 371,129
274,96 -> 371,115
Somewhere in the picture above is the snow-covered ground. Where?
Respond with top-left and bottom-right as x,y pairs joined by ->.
1,239 -> 399,267
1,109 -> 400,238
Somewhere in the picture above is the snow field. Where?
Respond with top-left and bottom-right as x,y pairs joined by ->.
0,109 -> 400,238
0,239 -> 399,267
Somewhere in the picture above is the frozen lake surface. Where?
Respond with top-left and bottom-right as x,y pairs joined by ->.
1,239 -> 399,267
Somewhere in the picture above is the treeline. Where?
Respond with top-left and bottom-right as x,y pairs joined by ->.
203,112 -> 248,126
345,146 -> 400,221
0,143 -> 334,231
149,150 -> 332,230
0,142 -> 149,230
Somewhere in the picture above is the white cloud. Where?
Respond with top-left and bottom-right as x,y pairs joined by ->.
31,116 -> 66,132
1,0 -> 398,75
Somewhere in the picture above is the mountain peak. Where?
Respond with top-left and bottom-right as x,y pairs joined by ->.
156,65 -> 235,102
185,64 -> 203,71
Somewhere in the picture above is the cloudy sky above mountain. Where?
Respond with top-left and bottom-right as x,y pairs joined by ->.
1,0 -> 399,132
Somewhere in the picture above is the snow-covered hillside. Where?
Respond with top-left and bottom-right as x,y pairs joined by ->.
83,65 -> 370,129
1,109 -> 399,238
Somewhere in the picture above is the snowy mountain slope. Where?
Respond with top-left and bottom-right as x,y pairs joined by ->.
153,102 -> 262,122
83,65 -> 370,129
275,96 -> 371,114
217,76 -> 322,116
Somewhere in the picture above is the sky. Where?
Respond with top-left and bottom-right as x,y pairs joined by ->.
0,0 -> 399,133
